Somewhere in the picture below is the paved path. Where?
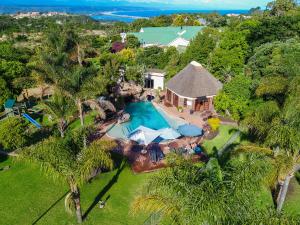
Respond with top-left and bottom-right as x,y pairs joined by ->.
218,130 -> 241,157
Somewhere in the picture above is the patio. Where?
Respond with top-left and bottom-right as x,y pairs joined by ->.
154,101 -> 214,131
107,135 -> 206,173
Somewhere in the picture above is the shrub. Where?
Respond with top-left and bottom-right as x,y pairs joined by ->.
208,118 -> 221,132
0,117 -> 28,151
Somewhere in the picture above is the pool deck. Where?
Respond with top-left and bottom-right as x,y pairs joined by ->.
153,102 -> 208,129
97,108 -> 207,173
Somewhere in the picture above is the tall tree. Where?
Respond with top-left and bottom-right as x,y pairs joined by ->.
131,154 -> 290,224
19,137 -> 115,223
43,91 -> 75,137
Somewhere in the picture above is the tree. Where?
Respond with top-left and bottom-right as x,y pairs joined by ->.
0,117 -> 28,151
181,27 -> 219,66
59,68 -> 115,146
131,154 -> 295,224
209,31 -> 249,80
246,39 -> 300,80
19,137 -> 115,223
172,15 -> 185,26
243,78 -> 300,212
125,65 -> 145,84
117,48 -> 136,65
214,75 -> 252,120
43,91 -> 75,137
0,78 -> 12,110
267,0 -> 297,16
235,145 -> 299,213
125,35 -> 140,49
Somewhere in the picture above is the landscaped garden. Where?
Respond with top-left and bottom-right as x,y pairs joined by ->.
0,154 -> 149,225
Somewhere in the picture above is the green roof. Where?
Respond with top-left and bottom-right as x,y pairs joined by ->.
129,26 -> 204,46
4,99 -> 15,109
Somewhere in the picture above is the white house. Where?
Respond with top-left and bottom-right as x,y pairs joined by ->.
144,69 -> 165,90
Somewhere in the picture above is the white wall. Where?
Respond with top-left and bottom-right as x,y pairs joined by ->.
145,72 -> 165,90
152,76 -> 164,89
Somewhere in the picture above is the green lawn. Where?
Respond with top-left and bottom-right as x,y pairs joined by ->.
0,155 -> 149,225
68,111 -> 98,130
202,125 -> 239,155
283,178 -> 300,217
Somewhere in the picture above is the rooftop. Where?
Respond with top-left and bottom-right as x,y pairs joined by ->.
129,26 -> 204,46
166,61 -> 223,98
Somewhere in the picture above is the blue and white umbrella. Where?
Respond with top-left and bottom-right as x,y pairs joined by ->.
177,124 -> 203,137
128,126 -> 161,145
158,128 -> 181,140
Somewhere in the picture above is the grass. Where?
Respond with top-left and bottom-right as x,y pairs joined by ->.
202,125 -> 239,155
68,111 -> 98,130
283,178 -> 300,217
0,155 -> 149,225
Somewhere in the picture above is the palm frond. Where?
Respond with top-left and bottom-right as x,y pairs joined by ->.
84,99 -> 106,119
18,137 -> 74,182
64,192 -> 75,214
233,145 -> 273,156
131,194 -> 180,217
76,140 -> 115,185
98,100 -> 116,112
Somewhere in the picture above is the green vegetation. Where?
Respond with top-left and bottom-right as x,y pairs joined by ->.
0,0 -> 300,224
202,125 -> 238,155
0,155 -> 149,225
0,117 -> 28,151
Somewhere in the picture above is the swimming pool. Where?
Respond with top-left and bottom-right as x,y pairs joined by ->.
107,102 -> 185,140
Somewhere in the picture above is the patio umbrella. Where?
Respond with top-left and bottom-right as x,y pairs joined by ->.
128,126 -> 161,145
158,128 -> 181,140
177,124 -> 203,137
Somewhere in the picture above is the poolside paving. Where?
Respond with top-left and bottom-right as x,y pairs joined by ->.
97,104 -> 209,173
153,102 -> 207,129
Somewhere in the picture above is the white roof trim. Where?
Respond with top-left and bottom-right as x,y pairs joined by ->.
168,37 -> 189,47
168,89 -> 196,100
190,61 -> 203,67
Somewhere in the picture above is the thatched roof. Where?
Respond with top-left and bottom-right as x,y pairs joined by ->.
17,85 -> 54,101
166,61 -> 222,98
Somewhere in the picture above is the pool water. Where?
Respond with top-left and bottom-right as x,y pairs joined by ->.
124,102 -> 170,133
107,101 -> 185,140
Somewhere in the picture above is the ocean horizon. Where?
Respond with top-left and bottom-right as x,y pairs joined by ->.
0,5 -> 249,22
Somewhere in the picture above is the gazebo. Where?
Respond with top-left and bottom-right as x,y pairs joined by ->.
165,61 -> 222,112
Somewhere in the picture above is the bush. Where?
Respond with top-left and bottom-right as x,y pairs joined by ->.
208,118 -> 221,132
0,117 -> 28,151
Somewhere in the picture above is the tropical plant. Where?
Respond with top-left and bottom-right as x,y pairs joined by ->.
131,154 -> 294,224
208,117 -> 221,131
19,137 -> 116,223
0,117 -> 28,151
243,78 -> 300,212
58,67 -> 116,146
43,91 -> 76,137
234,144 -> 299,213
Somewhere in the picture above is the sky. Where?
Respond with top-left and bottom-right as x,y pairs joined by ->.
1,0 -> 270,10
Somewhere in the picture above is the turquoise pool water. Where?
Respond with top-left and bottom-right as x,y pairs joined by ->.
107,102 -> 186,140
125,102 -> 170,131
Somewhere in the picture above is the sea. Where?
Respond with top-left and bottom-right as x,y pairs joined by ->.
0,5 -> 249,23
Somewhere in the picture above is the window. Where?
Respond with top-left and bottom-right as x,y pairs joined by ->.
144,78 -> 154,89
184,98 -> 187,107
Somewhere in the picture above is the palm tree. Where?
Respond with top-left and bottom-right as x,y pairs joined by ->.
132,154 -> 277,224
19,137 -> 116,223
59,67 -> 116,146
244,77 -> 300,212
43,91 -> 75,137
234,144 -> 299,212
